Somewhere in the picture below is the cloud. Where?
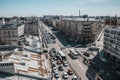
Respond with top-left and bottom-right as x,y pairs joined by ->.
90,0 -> 112,2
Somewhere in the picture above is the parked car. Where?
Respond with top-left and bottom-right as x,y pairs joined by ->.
54,71 -> 59,78
49,57 -> 53,61
63,72 -> 68,79
67,69 -> 73,75
53,67 -> 57,73
72,76 -> 78,80
63,61 -> 68,67
51,48 -> 56,53
57,60 -> 61,65
58,65 -> 63,71
51,62 -> 56,68
53,56 -> 57,60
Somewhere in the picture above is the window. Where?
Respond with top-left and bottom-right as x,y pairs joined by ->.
4,31 -> 6,34
117,31 -> 120,35
12,31 -> 14,34
105,29 -> 109,33
8,31 -> 10,34
111,30 -> 116,34
12,35 -> 15,37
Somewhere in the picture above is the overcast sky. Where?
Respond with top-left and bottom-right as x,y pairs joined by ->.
0,0 -> 120,17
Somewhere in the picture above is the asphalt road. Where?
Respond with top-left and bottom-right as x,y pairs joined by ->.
43,24 -> 76,80
43,24 -> 93,80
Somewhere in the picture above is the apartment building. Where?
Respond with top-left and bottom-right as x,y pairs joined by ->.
104,27 -> 120,71
26,20 -> 38,36
0,23 -> 24,45
53,18 -> 103,43
105,18 -> 117,26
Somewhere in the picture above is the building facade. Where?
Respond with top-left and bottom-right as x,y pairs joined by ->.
0,23 -> 24,45
105,18 -> 117,26
46,18 -> 103,43
26,20 -> 38,36
104,27 -> 120,71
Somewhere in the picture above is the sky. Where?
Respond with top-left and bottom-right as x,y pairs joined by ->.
0,0 -> 120,17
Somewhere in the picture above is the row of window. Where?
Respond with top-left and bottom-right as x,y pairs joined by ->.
0,31 -> 17,34
105,29 -> 120,35
104,33 -> 120,41
0,63 -> 13,66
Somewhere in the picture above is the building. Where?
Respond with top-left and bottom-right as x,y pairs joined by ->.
0,47 -> 48,80
105,18 -> 117,26
0,23 -> 24,45
104,27 -> 120,69
25,20 -> 39,36
0,35 -> 48,80
45,18 -> 103,43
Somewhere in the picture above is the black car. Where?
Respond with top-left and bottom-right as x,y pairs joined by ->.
58,65 -> 63,71
51,48 -> 56,53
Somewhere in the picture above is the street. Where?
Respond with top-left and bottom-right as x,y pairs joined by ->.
43,23 -> 95,80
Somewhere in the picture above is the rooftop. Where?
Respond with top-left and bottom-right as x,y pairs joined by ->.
61,18 -> 99,22
0,23 -> 23,29
0,47 -> 48,79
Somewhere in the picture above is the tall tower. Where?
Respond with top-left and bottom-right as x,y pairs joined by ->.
79,9 -> 80,17
2,17 -> 5,25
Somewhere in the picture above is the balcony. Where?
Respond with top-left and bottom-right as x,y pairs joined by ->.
104,29 -> 110,33
117,32 -> 120,35
111,30 -> 116,34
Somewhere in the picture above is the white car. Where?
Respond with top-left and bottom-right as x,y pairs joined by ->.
72,76 -> 78,80
54,71 -> 59,78
63,61 -> 68,67
63,72 -> 68,79
53,67 -> 57,73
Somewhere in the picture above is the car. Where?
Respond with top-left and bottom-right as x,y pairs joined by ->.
53,67 -> 57,73
57,60 -> 61,65
51,62 -> 56,67
51,48 -> 56,53
53,56 -> 57,60
51,60 -> 54,64
63,61 -> 68,67
58,65 -> 63,71
63,72 -> 68,79
72,76 -> 78,80
49,57 -> 53,61
43,49 -> 48,53
54,71 -> 59,78
67,69 -> 73,75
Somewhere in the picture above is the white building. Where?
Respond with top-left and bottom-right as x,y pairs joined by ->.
0,45 -> 48,80
104,26 -> 120,70
0,23 -> 24,45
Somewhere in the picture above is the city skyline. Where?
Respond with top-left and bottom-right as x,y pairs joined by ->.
0,0 -> 120,17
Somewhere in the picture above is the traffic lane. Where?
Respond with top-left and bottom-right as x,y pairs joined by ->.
63,49 -> 89,80
43,24 -> 78,79
47,41 -> 72,80
50,54 -> 75,80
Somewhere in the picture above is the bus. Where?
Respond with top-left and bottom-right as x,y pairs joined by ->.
57,51 -> 66,62
69,49 -> 78,59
